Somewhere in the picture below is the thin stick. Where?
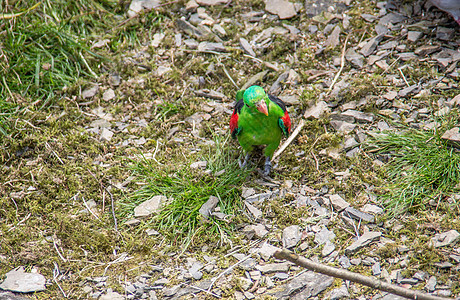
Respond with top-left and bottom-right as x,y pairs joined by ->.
398,67 -> 410,87
328,34 -> 349,94
7,213 -> 31,232
310,150 -> 319,172
82,196 -> 101,221
272,119 -> 305,161
53,236 -> 67,263
53,262 -> 68,298
207,254 -> 252,292
218,57 -> 239,89
182,283 -> 221,298
274,249 -> 451,300
382,56 -> 401,74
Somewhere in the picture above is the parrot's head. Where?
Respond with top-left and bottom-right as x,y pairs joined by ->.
243,85 -> 269,116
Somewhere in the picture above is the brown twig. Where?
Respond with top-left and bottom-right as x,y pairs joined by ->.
274,249 -> 451,300
327,34 -> 349,95
272,119 -> 305,161
310,150 -> 319,172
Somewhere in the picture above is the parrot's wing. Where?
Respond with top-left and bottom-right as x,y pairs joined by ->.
268,94 -> 291,136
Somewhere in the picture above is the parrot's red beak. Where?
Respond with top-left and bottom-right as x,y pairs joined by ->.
257,101 -> 268,116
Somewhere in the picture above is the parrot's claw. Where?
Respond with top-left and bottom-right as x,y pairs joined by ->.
263,157 -> 272,176
239,153 -> 251,169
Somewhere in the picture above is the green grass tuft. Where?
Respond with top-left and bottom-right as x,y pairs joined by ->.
369,127 -> 460,213
124,135 -> 251,249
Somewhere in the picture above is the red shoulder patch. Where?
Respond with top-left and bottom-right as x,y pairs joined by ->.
282,111 -> 291,134
230,110 -> 239,137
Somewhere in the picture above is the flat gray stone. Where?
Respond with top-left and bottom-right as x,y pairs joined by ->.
0,291 -> 30,300
257,242 -> 280,261
283,225 -> 301,248
0,267 -> 46,293
372,261 -> 381,276
252,224 -> 269,238
99,291 -> 124,300
198,42 -> 226,52
270,271 -> 333,299
314,226 -> 336,245
325,26 -> 341,48
102,89 -> 115,101
134,195 -> 166,217
304,101 -> 330,119
362,204 -> 384,215
256,262 -> 290,274
265,0 -> 297,19
407,31 -> 422,42
343,207 -> 375,223
330,120 -> 356,133
128,0 -> 160,17
196,0 -> 228,5
328,194 -> 350,212
338,255 -> 351,269
189,262 -> 203,280
345,48 -> 364,68
378,12 -> 407,26
429,230 -> 460,247
359,34 -> 384,57
190,160 -> 208,168
322,240 -> 336,257
329,285 -> 349,300
425,276 -> 437,292
343,137 -> 359,151
82,85 -> 99,99
397,52 -> 417,61
244,201 -> 262,219
345,231 -> 382,255
239,38 -> 256,57
98,128 -> 114,143
415,45 -> 441,56
398,84 -> 418,97
175,18 -> 205,39
199,196 -> 219,219
436,27 -> 455,41
342,110 -> 374,123
441,127 -> 460,147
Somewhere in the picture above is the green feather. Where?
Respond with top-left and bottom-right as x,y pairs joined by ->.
236,85 -> 286,158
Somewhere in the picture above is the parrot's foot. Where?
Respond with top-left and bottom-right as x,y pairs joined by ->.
239,153 -> 251,169
263,157 -> 271,176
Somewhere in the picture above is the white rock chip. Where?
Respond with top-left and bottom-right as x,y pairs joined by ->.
362,204 -> 384,215
100,128 -> 114,142
99,291 -> 125,300
134,195 -> 166,217
196,0 -> 228,5
257,242 -> 280,261
327,194 -> 350,211
102,89 -> 115,101
82,85 -> 99,99
128,0 -> 160,17
0,267 -> 46,293
304,101 -> 330,119
429,230 -> 460,248
345,231 -> 382,254
265,0 -> 297,19
282,225 -> 301,248
199,196 -> 219,219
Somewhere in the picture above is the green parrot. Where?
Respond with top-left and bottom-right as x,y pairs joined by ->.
230,85 -> 291,175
